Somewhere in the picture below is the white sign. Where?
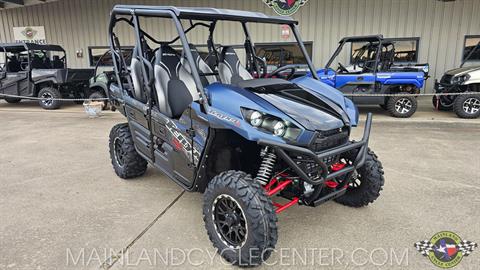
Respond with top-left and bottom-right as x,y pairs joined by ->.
13,26 -> 46,44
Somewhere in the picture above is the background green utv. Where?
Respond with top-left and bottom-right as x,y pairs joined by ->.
88,51 -> 116,110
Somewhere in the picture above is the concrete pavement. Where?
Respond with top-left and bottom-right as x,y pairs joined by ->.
0,100 -> 479,269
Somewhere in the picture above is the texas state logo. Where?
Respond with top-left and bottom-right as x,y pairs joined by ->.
263,0 -> 308,16
414,231 -> 477,268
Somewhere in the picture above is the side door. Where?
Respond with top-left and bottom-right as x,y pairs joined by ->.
125,98 -> 153,160
347,73 -> 382,104
0,72 -> 29,95
124,49 -> 154,161
0,70 -> 6,89
151,106 -> 196,188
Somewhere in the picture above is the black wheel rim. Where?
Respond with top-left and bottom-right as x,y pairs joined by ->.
41,92 -> 53,106
212,194 -> 248,249
349,171 -> 362,189
340,157 -> 362,189
113,138 -> 125,167
463,97 -> 480,114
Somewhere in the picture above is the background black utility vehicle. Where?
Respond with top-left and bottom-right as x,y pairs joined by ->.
433,40 -> 480,118
0,42 -> 94,109
107,5 -> 384,267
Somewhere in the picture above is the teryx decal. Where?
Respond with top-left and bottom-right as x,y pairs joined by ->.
208,109 -> 241,127
165,119 -> 201,165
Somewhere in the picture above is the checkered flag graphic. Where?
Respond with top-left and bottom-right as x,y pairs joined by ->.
457,240 -> 478,256
263,0 -> 274,7
414,240 -> 434,256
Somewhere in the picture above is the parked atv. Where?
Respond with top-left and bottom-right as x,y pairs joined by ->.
107,5 -> 385,267
87,50 -> 121,110
0,42 -> 93,109
433,40 -> 480,118
315,36 -> 429,118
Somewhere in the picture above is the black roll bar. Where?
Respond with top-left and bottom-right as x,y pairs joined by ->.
291,24 -> 319,80
461,40 -> 480,68
108,8 -> 209,111
325,35 -> 383,74
168,22 -> 210,44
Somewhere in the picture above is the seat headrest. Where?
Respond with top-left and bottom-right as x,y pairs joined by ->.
154,44 -> 179,66
220,46 -> 240,63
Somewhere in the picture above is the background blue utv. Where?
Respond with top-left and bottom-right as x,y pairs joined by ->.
312,35 -> 429,118
107,6 -> 384,267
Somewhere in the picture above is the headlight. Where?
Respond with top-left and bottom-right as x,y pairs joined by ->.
241,108 -> 301,140
273,121 -> 286,137
249,111 -> 263,127
452,74 -> 470,84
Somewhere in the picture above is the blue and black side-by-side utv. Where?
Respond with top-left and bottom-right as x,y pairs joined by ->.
314,35 -> 429,118
107,6 -> 385,267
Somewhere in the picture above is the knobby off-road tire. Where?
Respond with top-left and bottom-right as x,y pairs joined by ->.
432,95 -> 453,111
109,123 -> 147,179
386,93 -> 417,118
38,87 -> 62,110
203,170 -> 278,267
453,94 -> 480,119
334,149 -> 385,207
5,98 -> 21,103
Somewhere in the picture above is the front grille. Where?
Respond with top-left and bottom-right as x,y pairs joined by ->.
440,74 -> 453,84
311,127 -> 349,152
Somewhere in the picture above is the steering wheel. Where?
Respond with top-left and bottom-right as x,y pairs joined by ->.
252,55 -> 267,78
21,62 -> 29,71
337,62 -> 348,73
269,65 -> 298,80
361,60 -> 376,72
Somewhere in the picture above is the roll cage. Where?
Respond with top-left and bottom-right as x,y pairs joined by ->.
461,40 -> 480,68
324,35 -> 384,74
108,5 -> 319,111
0,43 -> 67,72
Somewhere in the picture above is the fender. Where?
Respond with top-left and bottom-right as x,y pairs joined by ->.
377,72 -> 424,89
464,69 -> 480,85
89,82 -> 108,92
89,82 -> 110,99
382,78 -> 423,89
34,78 -> 58,85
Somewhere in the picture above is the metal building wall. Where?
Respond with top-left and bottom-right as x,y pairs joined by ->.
1,0 -> 479,90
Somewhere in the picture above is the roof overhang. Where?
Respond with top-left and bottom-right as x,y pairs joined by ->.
339,35 -> 384,43
0,0 -> 57,10
0,42 -> 65,52
111,5 -> 298,25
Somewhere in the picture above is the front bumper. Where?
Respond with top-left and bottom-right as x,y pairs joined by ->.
434,79 -> 460,93
258,113 -> 372,187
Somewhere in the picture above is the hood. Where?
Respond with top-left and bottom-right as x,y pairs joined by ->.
445,66 -> 480,76
292,76 -> 359,126
235,79 -> 347,131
